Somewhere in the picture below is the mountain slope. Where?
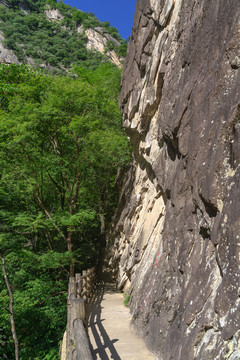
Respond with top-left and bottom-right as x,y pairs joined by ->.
0,0 -> 127,69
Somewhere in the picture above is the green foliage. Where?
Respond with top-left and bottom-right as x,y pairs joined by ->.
0,3 -> 105,68
3,0 -> 57,12
123,294 -> 130,306
0,63 -> 37,108
0,63 -> 131,358
0,250 -> 67,359
105,39 -> 127,58
0,0 -> 127,68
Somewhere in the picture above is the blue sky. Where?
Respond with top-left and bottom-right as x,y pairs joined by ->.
60,0 -> 137,39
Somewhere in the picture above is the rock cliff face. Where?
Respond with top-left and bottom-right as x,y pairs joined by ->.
85,28 -> 122,67
0,31 -> 20,64
107,0 -> 240,359
44,10 -> 123,68
45,8 -> 64,22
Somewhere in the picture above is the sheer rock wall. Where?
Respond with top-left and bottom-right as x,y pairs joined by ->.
107,0 -> 240,359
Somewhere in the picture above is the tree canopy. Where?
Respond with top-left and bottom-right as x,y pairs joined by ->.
0,63 -> 131,359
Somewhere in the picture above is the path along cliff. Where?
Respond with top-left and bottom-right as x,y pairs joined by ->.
60,274 -> 155,360
107,1 -> 240,359
87,282 -> 155,360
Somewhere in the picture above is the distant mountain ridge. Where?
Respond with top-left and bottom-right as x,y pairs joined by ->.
0,0 -> 126,70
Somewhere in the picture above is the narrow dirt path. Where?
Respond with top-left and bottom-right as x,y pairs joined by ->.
87,283 -> 156,360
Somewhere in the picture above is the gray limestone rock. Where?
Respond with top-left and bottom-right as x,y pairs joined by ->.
107,1 -> 240,359
0,32 -> 20,64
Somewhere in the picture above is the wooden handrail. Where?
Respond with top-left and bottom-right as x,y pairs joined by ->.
60,267 -> 96,360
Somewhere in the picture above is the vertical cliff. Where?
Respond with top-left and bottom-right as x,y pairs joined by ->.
107,0 -> 240,359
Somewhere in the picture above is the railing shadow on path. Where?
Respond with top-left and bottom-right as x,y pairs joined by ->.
87,281 -> 121,360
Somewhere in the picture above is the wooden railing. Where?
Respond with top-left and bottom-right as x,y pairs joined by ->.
60,267 -> 96,360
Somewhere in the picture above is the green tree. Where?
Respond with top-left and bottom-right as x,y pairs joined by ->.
0,63 -> 130,358
0,63 -> 130,272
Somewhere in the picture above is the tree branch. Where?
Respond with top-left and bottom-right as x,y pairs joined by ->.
37,291 -> 67,306
33,188 -> 66,242
49,135 -> 61,156
0,254 -> 19,360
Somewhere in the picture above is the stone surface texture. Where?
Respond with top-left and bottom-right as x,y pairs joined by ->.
0,31 -> 20,64
45,8 -> 64,22
88,285 -> 156,360
85,28 -> 123,68
107,0 -> 240,359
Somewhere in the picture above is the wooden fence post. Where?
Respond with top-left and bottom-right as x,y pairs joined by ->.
86,269 -> 91,301
66,277 -> 76,360
72,318 -> 93,360
82,270 -> 87,301
75,273 -> 82,299
68,277 -> 76,299
61,267 -> 96,360
71,298 -> 86,326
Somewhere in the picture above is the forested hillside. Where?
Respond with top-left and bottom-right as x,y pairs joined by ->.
0,0 -> 127,70
0,1 -> 130,359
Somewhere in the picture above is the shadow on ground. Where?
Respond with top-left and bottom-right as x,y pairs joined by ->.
87,281 -> 121,360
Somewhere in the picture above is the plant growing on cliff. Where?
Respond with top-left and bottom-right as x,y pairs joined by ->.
123,294 -> 131,307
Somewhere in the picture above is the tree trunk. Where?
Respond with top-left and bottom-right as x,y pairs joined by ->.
67,231 -> 74,276
0,254 -> 19,360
